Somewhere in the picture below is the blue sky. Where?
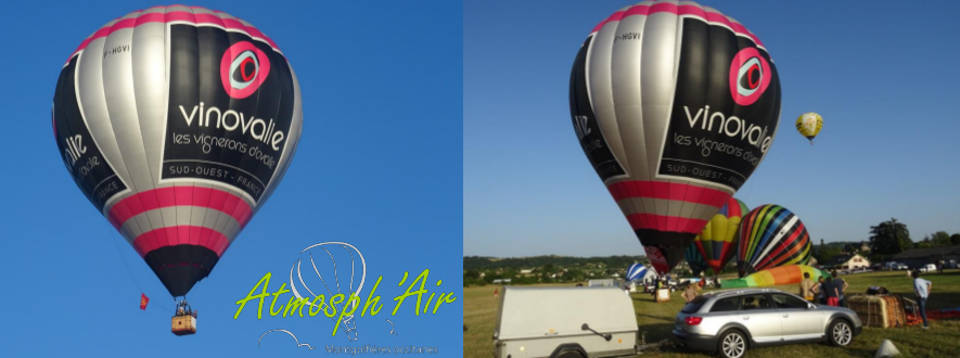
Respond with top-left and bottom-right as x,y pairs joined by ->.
0,0 -> 461,356
465,0 -> 960,257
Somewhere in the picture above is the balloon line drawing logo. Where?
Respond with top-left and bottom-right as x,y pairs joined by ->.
220,40 -> 271,99
729,47 -> 771,106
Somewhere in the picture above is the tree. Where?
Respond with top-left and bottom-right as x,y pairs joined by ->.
869,218 -> 912,255
931,231 -> 952,247
952,233 -> 960,245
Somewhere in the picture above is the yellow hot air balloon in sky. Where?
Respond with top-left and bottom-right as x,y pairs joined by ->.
796,112 -> 822,143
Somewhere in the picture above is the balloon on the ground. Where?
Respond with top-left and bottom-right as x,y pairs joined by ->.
693,197 -> 747,274
626,263 -> 648,281
796,112 -> 822,142
569,1 -> 781,274
685,243 -> 707,275
737,204 -> 812,275
52,5 -> 302,297
721,264 -> 829,288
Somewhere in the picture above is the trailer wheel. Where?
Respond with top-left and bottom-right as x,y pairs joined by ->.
549,343 -> 588,358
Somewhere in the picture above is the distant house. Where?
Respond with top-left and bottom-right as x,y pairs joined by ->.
825,254 -> 870,270
892,245 -> 960,267
492,278 -> 512,284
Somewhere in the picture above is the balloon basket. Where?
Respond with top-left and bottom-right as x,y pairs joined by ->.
171,314 -> 197,336
655,288 -> 670,303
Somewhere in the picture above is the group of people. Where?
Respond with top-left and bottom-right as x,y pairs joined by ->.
799,270 -> 849,307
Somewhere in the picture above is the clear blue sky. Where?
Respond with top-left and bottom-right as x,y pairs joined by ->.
465,0 -> 960,257
0,1 -> 461,356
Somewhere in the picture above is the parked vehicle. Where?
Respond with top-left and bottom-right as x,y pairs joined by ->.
493,286 -> 638,358
918,263 -> 937,273
673,288 -> 862,358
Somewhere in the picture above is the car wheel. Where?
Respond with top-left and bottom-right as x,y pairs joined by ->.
828,319 -> 853,346
717,330 -> 748,358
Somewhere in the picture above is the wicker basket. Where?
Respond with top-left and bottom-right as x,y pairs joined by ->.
846,294 -> 905,328
172,315 -> 197,336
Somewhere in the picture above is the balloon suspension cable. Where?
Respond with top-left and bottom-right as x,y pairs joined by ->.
106,233 -> 173,312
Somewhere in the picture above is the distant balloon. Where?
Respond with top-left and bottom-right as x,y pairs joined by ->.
684,243 -> 707,276
52,5 -> 302,297
570,1 -> 781,274
693,197 -> 748,274
795,112 -> 822,143
721,264 -> 829,288
626,263 -> 648,281
737,204 -> 812,275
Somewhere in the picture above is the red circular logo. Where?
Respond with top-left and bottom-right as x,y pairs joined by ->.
728,47 -> 771,106
220,41 -> 271,99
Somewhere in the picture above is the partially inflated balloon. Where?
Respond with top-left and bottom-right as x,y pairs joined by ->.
52,5 -> 302,297
737,205 -> 812,275
570,1 -> 781,273
795,112 -> 822,142
693,198 -> 747,274
721,264 -> 828,288
684,243 -> 707,275
626,263 -> 648,281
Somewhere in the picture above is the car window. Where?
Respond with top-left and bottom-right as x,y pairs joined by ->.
710,297 -> 740,312
740,294 -> 773,310
681,296 -> 709,314
771,294 -> 807,309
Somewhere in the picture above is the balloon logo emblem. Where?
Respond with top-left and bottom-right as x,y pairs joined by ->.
220,41 -> 271,99
729,47 -> 772,106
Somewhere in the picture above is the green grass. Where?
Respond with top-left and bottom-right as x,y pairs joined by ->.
464,270 -> 960,357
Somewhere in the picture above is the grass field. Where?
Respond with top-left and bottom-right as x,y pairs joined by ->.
464,270 -> 960,357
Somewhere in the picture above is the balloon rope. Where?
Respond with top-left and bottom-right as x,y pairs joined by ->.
307,252 -> 336,296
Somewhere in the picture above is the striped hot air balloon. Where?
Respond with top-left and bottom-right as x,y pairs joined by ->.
570,1 -> 781,274
626,263 -> 648,281
52,5 -> 302,298
737,204 -> 812,275
693,198 -> 748,274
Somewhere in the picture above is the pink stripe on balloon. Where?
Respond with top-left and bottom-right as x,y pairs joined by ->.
626,213 -> 707,234
608,180 -> 731,208
107,186 -> 252,229
67,8 -> 279,63
589,3 -> 763,47
132,225 -> 230,257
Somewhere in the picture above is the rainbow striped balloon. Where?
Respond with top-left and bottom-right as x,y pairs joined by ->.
721,264 -> 829,288
737,204 -> 812,275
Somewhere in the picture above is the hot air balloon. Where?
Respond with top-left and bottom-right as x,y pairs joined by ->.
737,205 -> 812,276
796,112 -> 822,143
52,5 -> 301,334
721,264 -> 829,289
693,198 -> 747,274
569,1 -> 781,274
684,243 -> 707,276
626,263 -> 648,281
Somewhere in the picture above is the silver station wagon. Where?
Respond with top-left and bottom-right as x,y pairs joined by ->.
672,288 -> 862,358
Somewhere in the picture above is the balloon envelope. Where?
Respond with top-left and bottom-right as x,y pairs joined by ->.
795,112 -> 822,141
737,204 -> 812,275
693,197 -> 747,273
721,264 -> 829,288
570,1 -> 781,274
684,242 -> 707,275
52,5 -> 302,296
626,263 -> 647,281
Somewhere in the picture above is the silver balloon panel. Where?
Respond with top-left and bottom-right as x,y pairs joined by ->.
570,1 -> 780,274
52,5 -> 302,296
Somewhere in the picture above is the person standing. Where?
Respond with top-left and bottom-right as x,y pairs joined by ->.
799,272 -> 816,301
682,283 -> 699,303
831,270 -> 849,307
823,276 -> 840,307
913,271 -> 932,329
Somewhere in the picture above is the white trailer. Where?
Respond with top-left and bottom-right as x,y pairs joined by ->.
493,286 -> 639,358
